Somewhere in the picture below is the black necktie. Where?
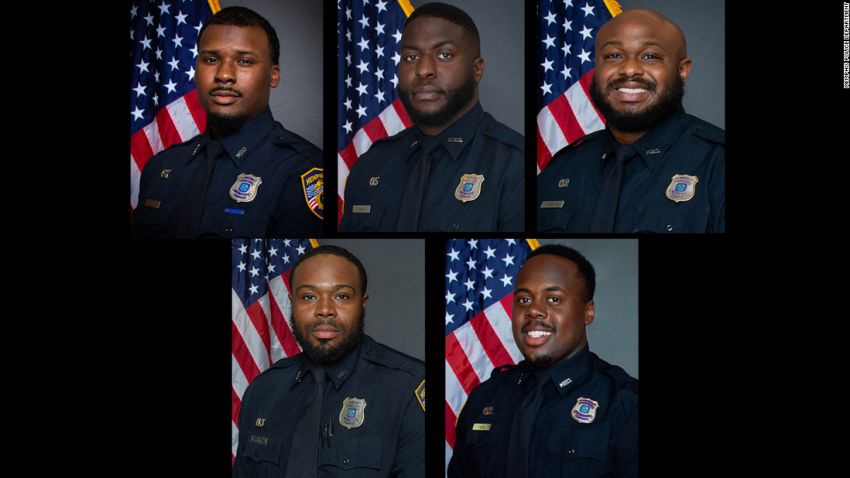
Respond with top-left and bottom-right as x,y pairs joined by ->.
590,144 -> 636,233
175,140 -> 223,238
285,366 -> 326,478
506,370 -> 548,478
396,136 -> 440,231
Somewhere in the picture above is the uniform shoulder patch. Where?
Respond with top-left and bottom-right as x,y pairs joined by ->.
414,379 -> 426,412
300,167 -> 324,220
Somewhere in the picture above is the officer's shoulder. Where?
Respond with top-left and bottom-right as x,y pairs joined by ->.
365,127 -> 415,152
362,336 -> 424,379
269,123 -> 323,160
686,115 -> 725,146
591,353 -> 639,395
553,129 -> 606,158
480,113 -> 523,151
254,353 -> 301,380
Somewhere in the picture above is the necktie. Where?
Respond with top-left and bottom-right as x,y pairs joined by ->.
285,366 -> 326,478
175,140 -> 223,238
590,144 -> 636,233
506,370 -> 548,478
396,136 -> 440,231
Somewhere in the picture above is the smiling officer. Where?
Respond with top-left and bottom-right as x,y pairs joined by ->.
448,244 -> 638,478
340,2 -> 523,232
133,6 -> 323,238
537,8 -> 724,233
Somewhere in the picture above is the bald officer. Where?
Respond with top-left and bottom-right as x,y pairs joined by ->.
537,9 -> 724,233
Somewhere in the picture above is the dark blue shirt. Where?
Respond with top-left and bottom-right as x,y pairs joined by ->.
133,108 -> 323,238
448,346 -> 638,478
537,107 -> 724,233
233,336 -> 425,478
340,103 -> 524,232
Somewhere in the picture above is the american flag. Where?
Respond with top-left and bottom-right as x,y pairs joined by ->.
444,238 -> 539,471
129,0 -> 218,212
337,0 -> 414,225
536,0 -> 620,173
231,238 -> 318,462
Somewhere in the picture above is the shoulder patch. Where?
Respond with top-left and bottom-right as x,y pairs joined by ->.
300,167 -> 324,220
414,379 -> 425,412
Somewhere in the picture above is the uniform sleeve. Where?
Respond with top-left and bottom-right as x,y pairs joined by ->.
269,165 -> 323,236
613,403 -> 638,478
232,391 -> 255,478
497,152 -> 525,232
338,156 -> 364,232
446,397 -> 476,478
390,377 -> 425,478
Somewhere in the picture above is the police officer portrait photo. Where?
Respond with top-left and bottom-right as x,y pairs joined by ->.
232,239 -> 425,477
536,0 -> 725,233
445,239 -> 638,477
130,1 -> 324,238
338,0 -> 525,232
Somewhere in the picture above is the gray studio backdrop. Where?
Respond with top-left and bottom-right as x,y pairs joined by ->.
220,0 -> 324,147
409,0 -> 524,133
318,239 -> 425,361
621,0 -> 725,129
536,239 -> 638,378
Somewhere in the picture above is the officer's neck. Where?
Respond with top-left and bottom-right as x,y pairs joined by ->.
609,128 -> 646,146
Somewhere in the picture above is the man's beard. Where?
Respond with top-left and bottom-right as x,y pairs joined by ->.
399,75 -> 476,128
206,112 -> 246,138
528,354 -> 555,368
291,312 -> 366,364
591,74 -> 684,133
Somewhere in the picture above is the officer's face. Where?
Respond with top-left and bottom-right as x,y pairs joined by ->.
289,254 -> 368,364
591,10 -> 691,132
512,255 -> 594,368
195,24 -> 280,134
397,16 -> 483,132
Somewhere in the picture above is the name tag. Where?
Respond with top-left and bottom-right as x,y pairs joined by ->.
472,423 -> 492,431
352,205 -> 371,214
250,435 -> 268,445
143,199 -> 161,209
540,200 -> 565,209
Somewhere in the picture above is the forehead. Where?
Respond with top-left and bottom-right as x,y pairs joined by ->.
293,254 -> 360,285
597,12 -> 681,53
402,16 -> 468,47
198,24 -> 270,52
516,254 -> 582,288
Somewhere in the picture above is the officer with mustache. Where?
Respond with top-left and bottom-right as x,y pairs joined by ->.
133,7 -> 323,238
448,244 -> 638,478
537,9 -> 725,233
340,2 -> 524,232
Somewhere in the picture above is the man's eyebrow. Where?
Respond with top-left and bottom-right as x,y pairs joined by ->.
401,39 -> 458,50
599,40 -> 668,51
294,284 -> 357,292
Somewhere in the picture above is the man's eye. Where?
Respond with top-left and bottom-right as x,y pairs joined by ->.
238,58 -> 254,65
643,53 -> 660,60
437,52 -> 453,60
403,54 -> 418,62
604,53 -> 622,60
335,294 -> 350,300
204,57 -> 219,64
547,297 -> 561,304
302,294 -> 316,301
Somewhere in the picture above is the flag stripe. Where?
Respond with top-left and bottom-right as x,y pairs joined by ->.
445,400 -> 458,448
469,311 -> 513,371
445,331 -> 482,395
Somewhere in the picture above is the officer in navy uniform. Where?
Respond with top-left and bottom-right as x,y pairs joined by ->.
340,2 -> 523,232
537,8 -> 724,233
448,245 -> 638,478
133,7 -> 323,238
233,246 -> 425,478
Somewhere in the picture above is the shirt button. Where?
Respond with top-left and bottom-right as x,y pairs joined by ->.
452,223 -> 460,230
567,449 -> 575,454
225,227 -> 233,233
342,457 -> 350,465
666,224 -> 673,232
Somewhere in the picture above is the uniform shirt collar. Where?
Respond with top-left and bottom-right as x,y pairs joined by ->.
602,106 -> 689,172
538,343 -> 593,396
293,339 -> 363,390
189,107 -> 275,168
409,101 -> 483,162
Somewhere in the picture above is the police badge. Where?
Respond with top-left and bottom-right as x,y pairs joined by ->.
229,174 -> 262,203
571,397 -> 599,424
454,173 -> 484,202
339,397 -> 367,429
665,174 -> 699,202
301,167 -> 324,219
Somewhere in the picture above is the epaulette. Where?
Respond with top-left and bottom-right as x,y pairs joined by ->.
362,337 -> 424,379
688,116 -> 725,145
562,129 -> 606,152
480,114 -> 524,151
269,123 -> 323,159
594,356 -> 639,395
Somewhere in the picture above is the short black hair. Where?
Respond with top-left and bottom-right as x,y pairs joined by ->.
289,245 -> 368,295
406,2 -> 480,44
198,6 -> 280,65
525,244 -> 596,301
